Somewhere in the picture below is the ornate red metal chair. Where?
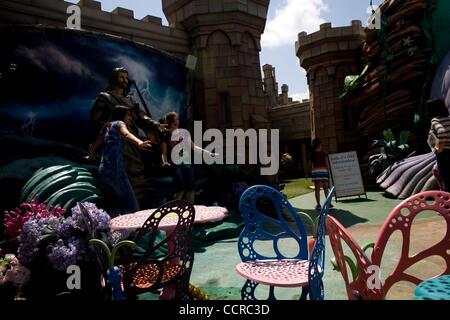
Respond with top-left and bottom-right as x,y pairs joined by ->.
327,190 -> 450,299
371,191 -> 450,296
122,200 -> 195,300
326,215 -> 383,300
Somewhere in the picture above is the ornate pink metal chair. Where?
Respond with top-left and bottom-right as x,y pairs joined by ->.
122,200 -> 195,300
327,190 -> 450,299
371,191 -> 450,296
326,216 -> 383,300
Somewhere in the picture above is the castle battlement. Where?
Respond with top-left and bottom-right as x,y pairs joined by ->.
162,0 -> 269,23
295,20 -> 365,68
0,0 -> 190,59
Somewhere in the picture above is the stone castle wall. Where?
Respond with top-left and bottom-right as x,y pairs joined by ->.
163,0 -> 270,130
0,0 -> 190,60
296,21 -> 365,153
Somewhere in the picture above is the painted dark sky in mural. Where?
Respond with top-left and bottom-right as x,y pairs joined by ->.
0,26 -> 187,148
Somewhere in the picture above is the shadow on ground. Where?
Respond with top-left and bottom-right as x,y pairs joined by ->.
191,211 -> 243,253
337,198 -> 377,204
294,208 -> 368,234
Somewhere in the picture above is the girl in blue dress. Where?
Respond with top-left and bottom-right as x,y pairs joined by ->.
92,105 -> 152,216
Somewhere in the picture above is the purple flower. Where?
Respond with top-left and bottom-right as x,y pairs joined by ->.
59,216 -> 76,238
17,218 -> 43,264
38,216 -> 62,234
13,202 -> 114,274
70,202 -> 111,234
47,238 -> 80,272
17,216 -> 64,265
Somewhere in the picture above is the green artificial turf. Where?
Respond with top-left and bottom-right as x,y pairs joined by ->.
281,178 -> 314,199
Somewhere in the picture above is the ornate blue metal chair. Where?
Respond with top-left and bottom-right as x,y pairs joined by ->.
308,186 -> 334,300
235,185 -> 334,300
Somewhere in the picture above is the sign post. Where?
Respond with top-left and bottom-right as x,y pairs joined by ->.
328,151 -> 367,201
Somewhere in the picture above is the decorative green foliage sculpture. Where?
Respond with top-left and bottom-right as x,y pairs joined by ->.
369,129 -> 410,177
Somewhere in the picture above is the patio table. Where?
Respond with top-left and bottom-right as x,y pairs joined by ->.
111,205 -> 228,232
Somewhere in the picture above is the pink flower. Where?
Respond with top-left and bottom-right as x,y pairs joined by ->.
0,274 -> 6,285
4,254 -> 19,266
4,265 -> 31,287
3,196 -> 65,241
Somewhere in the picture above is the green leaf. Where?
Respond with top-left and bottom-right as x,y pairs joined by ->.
345,256 -> 359,280
373,140 -> 387,148
110,240 -> 136,269
398,144 -> 409,152
413,113 -> 421,125
386,141 -> 397,149
331,257 -> 340,271
383,129 -> 395,142
331,256 -> 359,280
40,233 -> 57,243
399,131 -> 410,145
363,243 -> 375,252
339,65 -> 369,99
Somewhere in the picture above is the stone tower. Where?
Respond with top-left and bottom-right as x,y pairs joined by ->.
295,21 -> 365,152
280,84 -> 289,105
263,64 -> 278,109
163,0 -> 270,130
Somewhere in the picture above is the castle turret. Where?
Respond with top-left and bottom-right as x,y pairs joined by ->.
163,0 -> 270,130
280,84 -> 289,105
295,21 -> 364,152
263,64 -> 278,109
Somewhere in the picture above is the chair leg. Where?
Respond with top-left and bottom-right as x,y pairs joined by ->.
300,285 -> 309,300
308,280 -> 324,300
175,275 -> 193,300
241,280 -> 258,300
268,286 -> 276,300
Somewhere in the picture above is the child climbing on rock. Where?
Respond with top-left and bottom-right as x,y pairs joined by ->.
160,112 -> 218,204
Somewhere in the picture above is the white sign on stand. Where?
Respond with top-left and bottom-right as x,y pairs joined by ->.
328,151 -> 367,200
